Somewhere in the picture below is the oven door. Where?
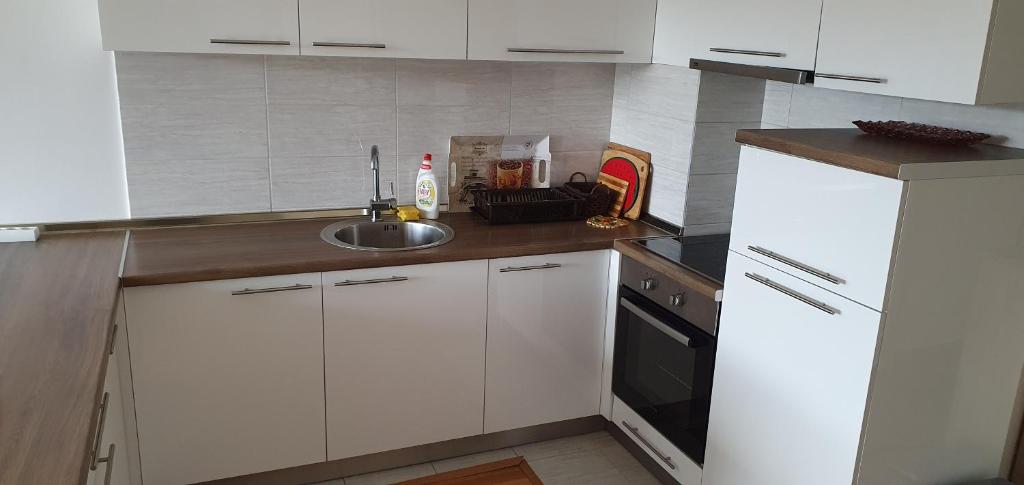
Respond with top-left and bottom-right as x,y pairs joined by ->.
613,286 -> 716,465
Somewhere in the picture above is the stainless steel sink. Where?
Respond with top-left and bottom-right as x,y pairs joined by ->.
320,220 -> 455,251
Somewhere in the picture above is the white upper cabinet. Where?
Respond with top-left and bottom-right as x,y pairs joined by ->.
98,0 -> 300,54
323,261 -> 488,460
484,250 -> 610,433
654,0 -> 824,70
468,0 -> 657,63
124,274 -> 326,485
299,0 -> 467,58
815,0 -> 1024,104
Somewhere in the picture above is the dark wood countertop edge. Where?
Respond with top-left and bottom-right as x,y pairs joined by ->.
613,239 -> 722,300
736,129 -> 901,179
121,235 -> 656,287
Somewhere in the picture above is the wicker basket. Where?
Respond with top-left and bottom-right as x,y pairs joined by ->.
471,188 -> 586,224
562,172 -> 613,218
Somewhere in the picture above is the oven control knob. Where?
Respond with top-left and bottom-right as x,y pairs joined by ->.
669,293 -> 686,307
640,278 -> 658,291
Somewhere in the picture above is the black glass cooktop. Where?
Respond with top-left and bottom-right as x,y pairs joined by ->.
635,234 -> 731,284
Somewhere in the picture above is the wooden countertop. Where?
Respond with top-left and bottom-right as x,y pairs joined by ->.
736,128 -> 1024,180
0,231 -> 126,485
122,213 -> 668,286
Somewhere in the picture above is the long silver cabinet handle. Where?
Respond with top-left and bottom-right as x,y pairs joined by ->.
90,392 -> 110,470
815,73 -> 886,84
745,273 -> 840,315
312,42 -> 386,48
621,421 -> 676,470
507,48 -> 624,55
499,263 -> 562,273
747,246 -> 843,285
710,47 -> 784,57
108,323 -> 118,356
620,299 -> 691,347
96,443 -> 115,485
335,276 -> 409,287
210,38 -> 292,46
231,284 -> 314,296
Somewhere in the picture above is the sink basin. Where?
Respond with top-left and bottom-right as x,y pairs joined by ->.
320,220 -> 455,251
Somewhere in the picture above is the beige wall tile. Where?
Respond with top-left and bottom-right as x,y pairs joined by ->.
268,104 -> 397,158
690,122 -> 760,175
397,59 -> 511,107
398,105 -> 510,155
266,56 -> 396,106
121,103 -> 268,161
127,158 -> 270,218
115,52 -> 267,106
270,155 -> 398,211
684,173 -> 738,226
787,84 -> 903,128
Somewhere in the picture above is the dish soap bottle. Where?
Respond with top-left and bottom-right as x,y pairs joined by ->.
415,154 -> 439,220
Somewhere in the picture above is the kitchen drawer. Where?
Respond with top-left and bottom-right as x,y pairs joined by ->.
730,146 -> 905,310
612,396 -> 703,485
704,253 -> 882,485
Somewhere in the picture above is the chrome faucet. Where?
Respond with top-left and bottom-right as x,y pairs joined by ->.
368,145 -> 396,222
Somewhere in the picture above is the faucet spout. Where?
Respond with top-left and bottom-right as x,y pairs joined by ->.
367,145 -> 396,222
370,145 -> 382,202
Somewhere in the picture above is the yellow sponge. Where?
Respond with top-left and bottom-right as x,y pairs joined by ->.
395,206 -> 421,221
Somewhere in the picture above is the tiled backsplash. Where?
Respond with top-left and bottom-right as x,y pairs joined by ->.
763,81 -> 1024,149
610,65 -> 764,232
116,53 -> 614,218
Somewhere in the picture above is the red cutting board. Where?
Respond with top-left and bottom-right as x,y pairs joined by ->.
597,143 -> 651,220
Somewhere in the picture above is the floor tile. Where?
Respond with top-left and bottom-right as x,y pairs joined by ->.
513,431 -> 617,461
342,463 -> 435,485
431,448 -> 518,473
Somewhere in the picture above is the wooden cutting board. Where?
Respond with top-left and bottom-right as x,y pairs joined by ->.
597,143 -> 651,220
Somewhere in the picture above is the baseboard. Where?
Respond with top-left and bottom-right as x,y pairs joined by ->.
606,422 -> 681,485
201,416 -> 607,484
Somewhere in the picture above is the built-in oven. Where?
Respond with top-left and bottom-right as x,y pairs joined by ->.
613,255 -> 720,466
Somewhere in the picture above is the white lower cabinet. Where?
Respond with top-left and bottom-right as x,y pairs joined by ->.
612,397 -> 703,485
87,297 -> 131,485
484,250 -> 610,433
703,254 -> 882,485
123,274 -> 327,485
323,261 -> 488,460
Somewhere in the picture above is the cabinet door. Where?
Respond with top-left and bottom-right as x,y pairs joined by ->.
323,261 -> 487,460
485,250 -> 610,433
703,254 -> 882,485
124,274 -> 326,485
654,0 -> 823,70
98,0 -> 300,54
815,0 -> 993,104
300,0 -> 466,58
87,299 -> 131,485
468,0 -> 656,63
730,146 -> 904,310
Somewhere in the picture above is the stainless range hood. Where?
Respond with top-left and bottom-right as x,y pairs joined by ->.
689,58 -> 811,84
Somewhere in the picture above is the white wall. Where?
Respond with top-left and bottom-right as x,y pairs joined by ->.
0,0 -> 129,225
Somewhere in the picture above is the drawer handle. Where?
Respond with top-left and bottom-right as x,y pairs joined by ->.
210,38 -> 292,46
312,42 -> 386,48
747,246 -> 843,285
507,48 -> 625,55
231,284 -> 314,296
96,443 -> 116,485
90,392 -> 110,470
334,276 -> 409,287
710,47 -> 784,58
499,263 -> 562,273
745,273 -> 840,315
108,323 -> 118,356
620,298 -> 691,347
815,73 -> 886,84
622,421 -> 676,470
